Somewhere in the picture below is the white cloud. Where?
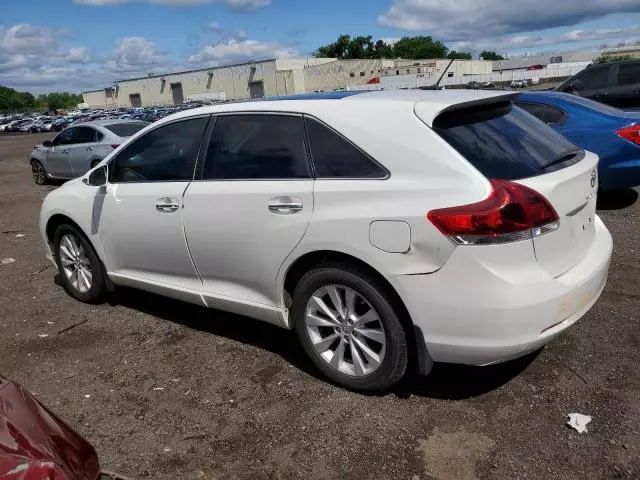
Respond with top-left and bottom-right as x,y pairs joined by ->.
189,39 -> 297,63
74,0 -> 270,11
110,37 -> 168,69
451,24 -> 640,52
378,0 -> 640,41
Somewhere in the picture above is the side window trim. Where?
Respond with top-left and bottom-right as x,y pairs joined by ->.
108,115 -> 212,184
193,112 -> 313,182
303,114 -> 390,180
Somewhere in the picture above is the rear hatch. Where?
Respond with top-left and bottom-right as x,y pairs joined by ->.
425,99 -> 598,277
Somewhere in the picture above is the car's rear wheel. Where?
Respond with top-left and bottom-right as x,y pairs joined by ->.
90,159 -> 101,169
292,265 -> 408,392
31,159 -> 48,185
53,224 -> 107,303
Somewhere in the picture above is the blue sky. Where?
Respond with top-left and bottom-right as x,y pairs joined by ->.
2,0 -> 640,93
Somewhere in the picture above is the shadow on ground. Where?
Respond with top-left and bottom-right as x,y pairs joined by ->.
106,287 -> 536,400
597,188 -> 638,210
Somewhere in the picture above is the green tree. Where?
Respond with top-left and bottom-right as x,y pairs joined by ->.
392,36 -> 448,59
447,51 -> 472,60
479,50 -> 504,61
593,54 -> 633,64
373,40 -> 394,59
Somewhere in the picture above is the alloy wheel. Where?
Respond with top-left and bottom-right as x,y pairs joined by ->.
31,161 -> 46,185
305,284 -> 386,377
59,234 -> 93,293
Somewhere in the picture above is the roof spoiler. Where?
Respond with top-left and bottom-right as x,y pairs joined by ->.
415,93 -> 517,127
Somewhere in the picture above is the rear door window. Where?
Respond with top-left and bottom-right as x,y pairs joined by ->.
433,102 -> 581,180
515,102 -> 548,122
202,114 -> 310,180
615,62 -> 640,86
73,126 -> 98,143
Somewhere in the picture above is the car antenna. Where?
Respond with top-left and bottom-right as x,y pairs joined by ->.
420,58 -> 455,90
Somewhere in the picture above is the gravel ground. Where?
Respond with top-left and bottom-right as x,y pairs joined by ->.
1,133 -> 639,480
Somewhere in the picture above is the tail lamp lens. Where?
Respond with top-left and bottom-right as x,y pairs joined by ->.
427,179 -> 559,245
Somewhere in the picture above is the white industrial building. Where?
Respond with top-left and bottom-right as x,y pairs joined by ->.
82,57 -> 492,108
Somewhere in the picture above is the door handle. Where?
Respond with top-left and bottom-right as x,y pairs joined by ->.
268,197 -> 303,215
155,197 -> 180,213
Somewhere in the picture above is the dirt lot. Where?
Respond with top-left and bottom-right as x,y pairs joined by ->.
1,133 -> 639,480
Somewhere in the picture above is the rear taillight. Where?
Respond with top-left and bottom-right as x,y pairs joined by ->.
110,144 -> 120,149
427,179 -> 559,245
616,124 -> 640,145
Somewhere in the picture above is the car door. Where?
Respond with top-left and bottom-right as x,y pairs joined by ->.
68,126 -> 102,176
182,113 -> 314,324
607,62 -> 640,109
46,128 -> 75,177
95,116 -> 210,303
566,65 -> 613,104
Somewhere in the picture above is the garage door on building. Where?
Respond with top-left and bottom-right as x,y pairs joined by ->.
129,94 -> 142,107
249,81 -> 265,99
171,83 -> 184,105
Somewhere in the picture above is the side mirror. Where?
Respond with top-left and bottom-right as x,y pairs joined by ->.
42,140 -> 54,148
86,164 -> 108,187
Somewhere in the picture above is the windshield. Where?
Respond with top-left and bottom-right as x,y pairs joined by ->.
103,122 -> 149,137
433,102 -> 582,180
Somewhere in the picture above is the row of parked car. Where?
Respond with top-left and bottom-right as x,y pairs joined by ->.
0,102 -> 208,134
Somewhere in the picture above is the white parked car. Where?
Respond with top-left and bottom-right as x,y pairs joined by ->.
39,90 -> 612,391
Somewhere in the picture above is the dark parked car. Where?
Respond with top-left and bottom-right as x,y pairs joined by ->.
516,91 -> 640,190
466,81 -> 480,89
556,59 -> 640,109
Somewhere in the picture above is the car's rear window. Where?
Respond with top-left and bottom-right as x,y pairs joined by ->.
562,94 -> 622,115
432,101 -> 581,180
103,122 -> 149,137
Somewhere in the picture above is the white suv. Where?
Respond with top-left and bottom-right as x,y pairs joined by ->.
39,90 -> 612,392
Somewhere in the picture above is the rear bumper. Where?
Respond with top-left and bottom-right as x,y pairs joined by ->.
600,157 -> 640,190
393,215 -> 612,366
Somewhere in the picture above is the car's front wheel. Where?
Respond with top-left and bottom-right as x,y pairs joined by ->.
292,265 -> 408,392
53,224 -> 107,303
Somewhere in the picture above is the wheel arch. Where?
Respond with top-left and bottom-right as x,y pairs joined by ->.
281,250 -> 431,375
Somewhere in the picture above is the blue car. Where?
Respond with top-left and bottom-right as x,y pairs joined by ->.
516,91 -> 640,190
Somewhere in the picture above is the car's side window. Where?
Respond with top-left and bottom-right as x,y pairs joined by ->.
74,126 -> 98,144
53,128 -> 76,146
202,114 -> 310,180
616,63 -> 640,86
516,103 -> 548,122
543,106 -> 568,126
304,117 -> 388,179
110,117 -> 208,183
573,66 -> 610,91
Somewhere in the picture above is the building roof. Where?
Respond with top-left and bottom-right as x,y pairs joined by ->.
113,58 -> 276,83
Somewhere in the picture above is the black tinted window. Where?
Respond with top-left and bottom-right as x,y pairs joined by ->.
104,122 -> 149,137
574,67 -> 609,91
516,102 -> 548,121
203,115 -> 310,180
544,106 -> 568,125
74,126 -> 97,143
111,117 -> 207,183
616,63 -> 640,86
305,118 -> 387,178
54,128 -> 75,145
433,102 -> 580,180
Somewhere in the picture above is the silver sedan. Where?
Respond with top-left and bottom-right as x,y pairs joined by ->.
29,119 -> 149,185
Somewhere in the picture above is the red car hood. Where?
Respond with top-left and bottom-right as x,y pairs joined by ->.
0,377 -> 100,480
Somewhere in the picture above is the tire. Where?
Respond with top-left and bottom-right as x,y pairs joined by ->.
53,224 -> 108,304
291,264 -> 408,392
30,159 -> 49,185
90,159 -> 102,169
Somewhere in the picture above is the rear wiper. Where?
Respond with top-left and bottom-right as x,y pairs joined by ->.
543,148 -> 583,171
